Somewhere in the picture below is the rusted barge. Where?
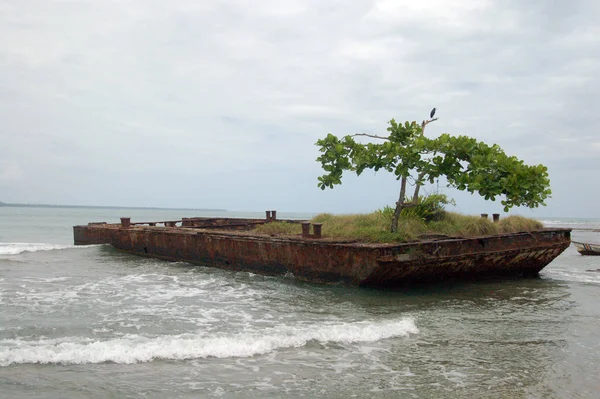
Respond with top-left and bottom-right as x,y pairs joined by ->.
73,212 -> 571,287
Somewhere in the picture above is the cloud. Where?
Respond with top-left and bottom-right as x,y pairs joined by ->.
0,163 -> 23,182
0,0 -> 598,216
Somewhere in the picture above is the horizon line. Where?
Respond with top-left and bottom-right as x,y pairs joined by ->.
0,201 -> 228,212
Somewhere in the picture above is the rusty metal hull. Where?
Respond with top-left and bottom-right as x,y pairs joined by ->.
73,221 -> 571,288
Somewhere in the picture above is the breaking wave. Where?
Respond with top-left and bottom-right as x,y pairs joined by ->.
0,318 -> 418,366
0,243 -> 79,256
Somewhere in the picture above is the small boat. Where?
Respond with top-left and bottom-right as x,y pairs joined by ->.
572,241 -> 600,256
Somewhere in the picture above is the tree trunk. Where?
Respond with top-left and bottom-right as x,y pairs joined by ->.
391,177 -> 407,232
390,119 -> 437,233
411,172 -> 427,204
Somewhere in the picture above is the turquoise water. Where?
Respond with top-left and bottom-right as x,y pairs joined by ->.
1,206 -> 599,398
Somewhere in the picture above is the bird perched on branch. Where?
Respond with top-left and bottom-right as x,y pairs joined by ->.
430,108 -> 436,118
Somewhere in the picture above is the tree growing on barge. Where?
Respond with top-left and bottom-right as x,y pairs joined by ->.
315,111 -> 552,233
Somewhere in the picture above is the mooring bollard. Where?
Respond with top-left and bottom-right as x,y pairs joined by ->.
301,222 -> 311,238
481,213 -> 488,219
493,213 -> 500,223
271,210 -> 277,221
265,210 -> 272,221
120,217 -> 131,228
312,223 -> 323,239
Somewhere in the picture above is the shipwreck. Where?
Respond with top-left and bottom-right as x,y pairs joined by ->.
73,211 -> 571,288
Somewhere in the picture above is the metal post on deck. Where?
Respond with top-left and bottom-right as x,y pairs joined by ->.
301,222 -> 311,238
120,217 -> 131,228
481,213 -> 488,220
312,223 -> 322,239
493,213 -> 500,223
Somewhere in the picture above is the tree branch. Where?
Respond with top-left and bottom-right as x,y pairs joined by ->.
349,133 -> 390,140
421,117 -> 439,134
391,177 -> 407,232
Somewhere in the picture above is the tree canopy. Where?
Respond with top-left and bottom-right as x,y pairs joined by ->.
315,115 -> 551,232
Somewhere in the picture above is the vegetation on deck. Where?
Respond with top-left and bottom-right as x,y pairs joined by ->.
254,197 -> 543,243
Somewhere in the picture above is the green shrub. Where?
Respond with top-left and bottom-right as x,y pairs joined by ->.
400,193 -> 456,222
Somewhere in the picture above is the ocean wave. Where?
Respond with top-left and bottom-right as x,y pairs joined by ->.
0,243 -> 80,256
0,318 -> 418,366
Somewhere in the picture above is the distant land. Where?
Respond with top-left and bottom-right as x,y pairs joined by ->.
0,201 -> 227,212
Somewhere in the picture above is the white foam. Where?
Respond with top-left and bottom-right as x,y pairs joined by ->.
542,220 -> 600,227
543,270 -> 600,285
0,243 -> 79,256
0,318 -> 418,366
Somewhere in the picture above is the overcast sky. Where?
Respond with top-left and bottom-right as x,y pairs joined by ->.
1,0 -> 599,217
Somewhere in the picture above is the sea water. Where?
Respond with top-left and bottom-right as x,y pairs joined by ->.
1,207 -> 599,398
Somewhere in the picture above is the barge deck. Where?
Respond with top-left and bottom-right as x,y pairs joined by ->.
73,213 -> 571,287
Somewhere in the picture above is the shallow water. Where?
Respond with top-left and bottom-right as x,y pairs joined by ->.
1,207 -> 599,398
